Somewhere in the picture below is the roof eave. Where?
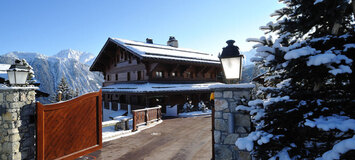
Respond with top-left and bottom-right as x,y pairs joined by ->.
90,38 -> 111,71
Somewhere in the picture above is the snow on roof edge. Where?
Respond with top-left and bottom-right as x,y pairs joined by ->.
209,83 -> 255,89
102,82 -> 223,93
110,37 -> 219,63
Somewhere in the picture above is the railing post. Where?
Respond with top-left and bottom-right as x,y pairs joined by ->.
157,108 -> 159,121
145,110 -> 148,125
132,111 -> 137,132
158,108 -> 161,120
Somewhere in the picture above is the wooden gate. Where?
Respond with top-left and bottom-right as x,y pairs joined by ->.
37,90 -> 102,160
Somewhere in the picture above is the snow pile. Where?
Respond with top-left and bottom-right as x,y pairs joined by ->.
103,109 -> 128,121
235,131 -> 274,151
178,110 -> 211,117
284,46 -> 317,60
269,147 -> 292,160
307,52 -> 352,66
307,52 -> 336,66
317,136 -> 355,160
343,43 -> 355,52
102,120 -> 163,142
109,110 -> 129,120
328,65 -> 352,75
236,99 -> 265,123
305,115 -> 355,132
314,0 -> 324,5
263,96 -> 292,107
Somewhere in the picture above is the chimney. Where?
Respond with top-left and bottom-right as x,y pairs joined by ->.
146,38 -> 153,44
167,36 -> 178,48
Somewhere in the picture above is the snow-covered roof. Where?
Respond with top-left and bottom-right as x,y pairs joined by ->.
209,83 -> 255,89
102,82 -> 223,93
109,38 -> 220,64
0,64 -> 10,74
0,64 -> 10,81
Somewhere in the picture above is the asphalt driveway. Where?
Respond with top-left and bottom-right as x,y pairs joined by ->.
78,115 -> 212,160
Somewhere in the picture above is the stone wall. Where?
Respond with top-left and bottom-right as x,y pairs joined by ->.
211,84 -> 254,160
0,87 -> 37,160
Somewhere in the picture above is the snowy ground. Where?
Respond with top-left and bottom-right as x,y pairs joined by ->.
102,108 -> 211,142
102,108 -> 163,142
178,109 -> 212,118
103,120 -> 163,142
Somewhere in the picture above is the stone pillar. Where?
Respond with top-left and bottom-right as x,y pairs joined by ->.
0,86 -> 37,160
211,84 -> 254,160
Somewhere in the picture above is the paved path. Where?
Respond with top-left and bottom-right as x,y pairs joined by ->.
78,116 -> 212,160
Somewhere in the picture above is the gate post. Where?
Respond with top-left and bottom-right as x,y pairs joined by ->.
210,84 -> 255,160
0,86 -> 37,160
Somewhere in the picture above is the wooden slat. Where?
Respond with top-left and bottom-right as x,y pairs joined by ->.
37,90 -> 102,160
132,106 -> 161,132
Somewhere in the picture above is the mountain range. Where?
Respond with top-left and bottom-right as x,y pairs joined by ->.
0,49 -> 103,104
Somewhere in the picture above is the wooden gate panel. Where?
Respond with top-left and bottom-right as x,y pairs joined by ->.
37,90 -> 102,160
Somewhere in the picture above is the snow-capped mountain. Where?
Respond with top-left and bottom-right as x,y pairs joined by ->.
241,49 -> 257,66
0,50 -> 103,103
54,49 -> 96,65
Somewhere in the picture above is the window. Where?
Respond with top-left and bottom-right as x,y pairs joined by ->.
137,71 -> 142,80
127,72 -> 130,81
115,74 -> 118,81
156,71 -> 163,78
107,75 -> 110,81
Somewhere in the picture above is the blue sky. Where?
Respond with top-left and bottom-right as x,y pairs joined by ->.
0,0 -> 283,56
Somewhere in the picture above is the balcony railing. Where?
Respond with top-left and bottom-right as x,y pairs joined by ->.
132,106 -> 161,131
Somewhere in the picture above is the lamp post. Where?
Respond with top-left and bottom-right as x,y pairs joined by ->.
219,40 -> 244,83
7,59 -> 30,86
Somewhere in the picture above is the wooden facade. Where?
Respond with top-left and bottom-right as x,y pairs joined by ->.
90,37 -> 222,113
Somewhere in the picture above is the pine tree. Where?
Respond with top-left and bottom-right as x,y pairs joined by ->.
53,77 -> 77,102
21,59 -> 36,84
236,0 -> 354,159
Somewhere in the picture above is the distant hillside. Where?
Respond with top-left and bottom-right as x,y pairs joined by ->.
240,49 -> 258,83
0,50 -> 103,104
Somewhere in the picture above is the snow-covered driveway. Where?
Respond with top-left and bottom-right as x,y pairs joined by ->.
77,116 -> 212,160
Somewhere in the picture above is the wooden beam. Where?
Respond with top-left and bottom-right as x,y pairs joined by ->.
149,63 -> 159,72
197,66 -> 208,74
171,64 -> 180,72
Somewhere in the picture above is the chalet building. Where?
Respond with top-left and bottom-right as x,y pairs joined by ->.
90,36 -> 222,112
